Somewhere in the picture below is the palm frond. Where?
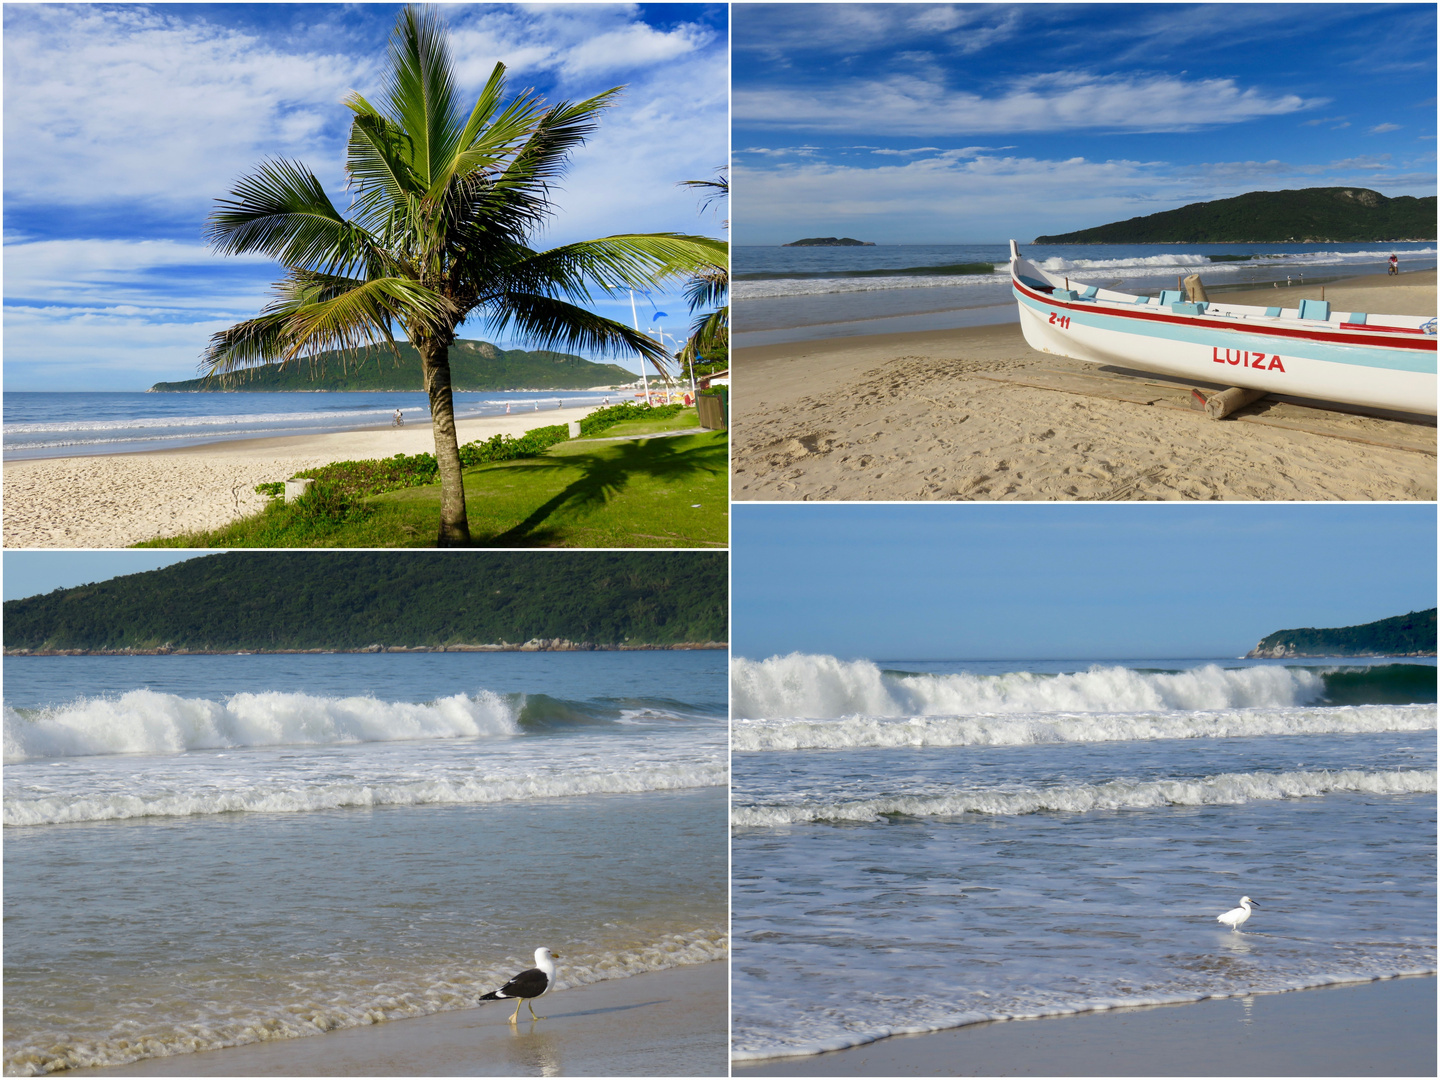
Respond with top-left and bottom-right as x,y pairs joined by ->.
485,292 -> 673,368
491,235 -> 728,303
384,6 -> 463,186
206,159 -> 380,274
683,263 -> 728,311
284,276 -> 455,358
344,107 -> 425,233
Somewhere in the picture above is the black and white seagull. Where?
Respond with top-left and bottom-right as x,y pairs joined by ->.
479,947 -> 560,1023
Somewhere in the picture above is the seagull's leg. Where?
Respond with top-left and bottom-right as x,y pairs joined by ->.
528,999 -> 544,1021
509,1000 -> 523,1024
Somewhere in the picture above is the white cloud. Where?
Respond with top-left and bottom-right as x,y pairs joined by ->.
447,6 -> 713,84
1369,123 -> 1402,134
735,72 -> 1320,135
4,237 -> 272,313
2,5 -> 368,211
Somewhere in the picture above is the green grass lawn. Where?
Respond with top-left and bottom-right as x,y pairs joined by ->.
139,428 -> 728,549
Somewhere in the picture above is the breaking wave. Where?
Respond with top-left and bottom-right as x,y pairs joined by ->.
732,767 -> 1437,827
731,655 -> 1434,724
3,689 -> 525,763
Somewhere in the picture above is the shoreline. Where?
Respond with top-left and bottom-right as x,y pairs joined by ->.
72,960 -> 727,1077
4,642 -> 729,656
733,269 -> 1437,502
735,974 -> 1437,1076
3,406 -> 600,548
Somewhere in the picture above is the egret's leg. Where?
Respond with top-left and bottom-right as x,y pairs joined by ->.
509,1000 -> 523,1024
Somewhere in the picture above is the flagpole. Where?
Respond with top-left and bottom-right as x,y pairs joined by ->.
630,290 -> 650,403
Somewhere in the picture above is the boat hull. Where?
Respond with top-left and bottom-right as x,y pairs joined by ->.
1011,273 -> 1436,417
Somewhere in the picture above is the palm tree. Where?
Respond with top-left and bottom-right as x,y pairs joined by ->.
678,170 -> 728,375
203,6 -> 725,545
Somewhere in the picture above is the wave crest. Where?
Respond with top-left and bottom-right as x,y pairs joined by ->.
3,689 -> 521,763
731,655 -> 1330,720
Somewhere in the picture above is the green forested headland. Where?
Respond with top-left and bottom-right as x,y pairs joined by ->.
1034,188 -> 1437,244
150,339 -> 637,392
3,552 -> 727,652
1247,608 -> 1437,658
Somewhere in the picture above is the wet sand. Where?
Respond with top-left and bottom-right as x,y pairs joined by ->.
735,974 -> 1436,1077
77,961 -> 726,1077
732,270 -> 1436,502
3,406 -> 598,548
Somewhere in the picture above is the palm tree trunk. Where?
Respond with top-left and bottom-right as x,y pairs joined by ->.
419,334 -> 471,546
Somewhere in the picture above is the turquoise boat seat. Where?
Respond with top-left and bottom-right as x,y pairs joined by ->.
1297,298 -> 1331,321
1264,307 -> 1282,317
1079,285 -> 1098,299
1158,289 -> 1182,306
1348,312 -> 1367,325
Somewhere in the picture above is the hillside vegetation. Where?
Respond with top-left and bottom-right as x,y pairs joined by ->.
1247,608 -> 1437,658
151,339 -> 636,392
3,552 -> 728,651
1034,188 -> 1437,244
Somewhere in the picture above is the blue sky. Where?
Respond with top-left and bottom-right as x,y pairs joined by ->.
3,2 -> 728,390
732,505 -> 1438,659
733,3 -> 1437,245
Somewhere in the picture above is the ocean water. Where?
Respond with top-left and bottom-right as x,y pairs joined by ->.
730,653 -> 1437,1061
2,390 -> 619,460
3,650 -> 728,1075
733,241 -> 1439,346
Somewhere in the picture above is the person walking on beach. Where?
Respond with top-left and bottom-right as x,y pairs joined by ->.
1389,254 -> 1399,276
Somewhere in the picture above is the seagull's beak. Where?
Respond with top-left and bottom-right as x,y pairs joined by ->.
552,952 -> 562,959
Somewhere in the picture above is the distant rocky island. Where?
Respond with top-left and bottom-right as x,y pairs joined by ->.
1035,187 -> 1437,245
783,237 -> 876,247
150,339 -> 636,392
1247,608 -> 1436,658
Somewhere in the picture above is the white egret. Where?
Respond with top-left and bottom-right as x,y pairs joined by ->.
1217,896 -> 1259,932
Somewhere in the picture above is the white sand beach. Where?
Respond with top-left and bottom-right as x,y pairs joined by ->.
733,270 -> 1437,502
3,407 -> 598,549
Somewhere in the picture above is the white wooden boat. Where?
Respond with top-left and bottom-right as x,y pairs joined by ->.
1010,241 -> 1437,415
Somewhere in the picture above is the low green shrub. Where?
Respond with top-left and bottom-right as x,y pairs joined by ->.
254,481 -> 285,500
300,453 -> 440,499
459,424 -> 569,466
579,402 -> 685,436
290,480 -> 375,524
263,425 -> 573,504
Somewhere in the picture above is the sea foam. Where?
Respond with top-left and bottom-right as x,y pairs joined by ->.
3,762 -> 727,825
733,703 -> 1437,751
731,767 -> 1438,826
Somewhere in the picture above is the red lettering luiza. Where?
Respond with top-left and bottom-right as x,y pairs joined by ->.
1211,348 -> 1285,372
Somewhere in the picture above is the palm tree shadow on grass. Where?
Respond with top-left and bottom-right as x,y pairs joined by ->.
480,436 -> 727,546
